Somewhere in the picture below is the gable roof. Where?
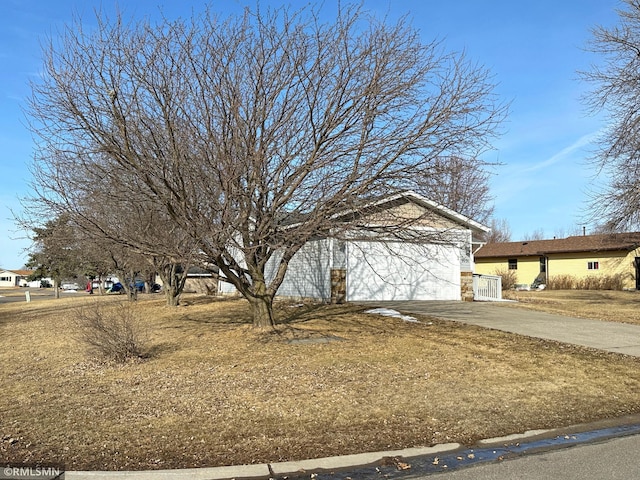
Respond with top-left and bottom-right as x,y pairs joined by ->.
333,190 -> 491,234
475,232 -> 640,258
282,190 -> 491,234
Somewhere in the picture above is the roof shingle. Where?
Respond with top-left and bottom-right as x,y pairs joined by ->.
475,233 -> 640,258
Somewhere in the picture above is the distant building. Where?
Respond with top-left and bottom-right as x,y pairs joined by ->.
475,232 -> 640,290
0,269 -> 35,288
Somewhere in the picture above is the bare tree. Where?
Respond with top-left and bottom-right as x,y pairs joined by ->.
27,4 -> 506,328
420,155 -> 495,226
582,0 -> 640,230
25,145 -> 198,306
522,228 -> 546,241
483,218 -> 512,243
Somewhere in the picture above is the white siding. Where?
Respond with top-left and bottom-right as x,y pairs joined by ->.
266,238 -> 332,300
346,241 -> 461,301
0,271 -> 18,288
218,239 -> 333,301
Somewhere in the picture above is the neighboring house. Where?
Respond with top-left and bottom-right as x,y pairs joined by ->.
0,269 -> 35,288
474,232 -> 640,290
182,267 -> 218,294
219,191 -> 490,302
153,267 -> 219,294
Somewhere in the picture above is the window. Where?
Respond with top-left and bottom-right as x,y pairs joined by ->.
508,258 -> 518,270
0,276 -> 10,282
588,261 -> 599,270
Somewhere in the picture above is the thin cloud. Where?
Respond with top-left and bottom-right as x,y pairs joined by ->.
521,130 -> 600,173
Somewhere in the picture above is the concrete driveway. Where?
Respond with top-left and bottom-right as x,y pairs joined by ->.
359,300 -> 640,357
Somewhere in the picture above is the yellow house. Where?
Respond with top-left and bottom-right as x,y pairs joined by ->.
474,233 -> 640,290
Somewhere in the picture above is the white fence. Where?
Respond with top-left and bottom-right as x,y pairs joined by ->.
472,274 -> 502,301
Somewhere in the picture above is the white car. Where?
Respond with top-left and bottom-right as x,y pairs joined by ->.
61,282 -> 80,291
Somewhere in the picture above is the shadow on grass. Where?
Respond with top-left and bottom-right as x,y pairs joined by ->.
144,341 -> 182,359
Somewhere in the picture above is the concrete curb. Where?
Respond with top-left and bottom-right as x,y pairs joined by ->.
66,443 -> 461,480
269,443 -> 460,476
477,429 -> 552,446
62,414 -> 640,480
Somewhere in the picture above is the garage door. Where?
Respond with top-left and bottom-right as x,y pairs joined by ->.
346,240 -> 461,301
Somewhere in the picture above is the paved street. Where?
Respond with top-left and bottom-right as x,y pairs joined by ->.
0,288 -> 77,304
422,432 -> 640,480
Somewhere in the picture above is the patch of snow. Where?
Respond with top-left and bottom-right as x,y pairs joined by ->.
365,308 -> 419,323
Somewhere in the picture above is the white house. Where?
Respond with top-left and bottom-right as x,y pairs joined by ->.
219,191 -> 490,302
0,270 -> 36,288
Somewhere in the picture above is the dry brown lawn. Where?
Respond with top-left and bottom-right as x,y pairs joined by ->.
503,289 -> 640,325
2,291 -> 640,471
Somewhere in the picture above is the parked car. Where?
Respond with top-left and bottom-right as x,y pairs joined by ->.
61,282 -> 80,291
107,282 -> 124,293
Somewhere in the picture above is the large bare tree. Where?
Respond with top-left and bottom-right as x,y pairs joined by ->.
28,4 -> 506,327
582,0 -> 640,230
420,155 -> 495,226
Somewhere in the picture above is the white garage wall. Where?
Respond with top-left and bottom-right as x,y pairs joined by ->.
218,239 -> 333,301
346,240 -> 461,301
266,238 -> 332,301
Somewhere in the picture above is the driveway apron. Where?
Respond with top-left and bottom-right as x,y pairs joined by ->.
360,301 -> 640,357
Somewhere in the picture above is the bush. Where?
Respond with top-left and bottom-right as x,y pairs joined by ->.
547,274 -> 624,291
74,301 -> 147,363
493,268 -> 517,291
576,274 -> 625,291
546,275 -> 576,290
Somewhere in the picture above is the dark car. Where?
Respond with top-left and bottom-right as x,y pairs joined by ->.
108,282 -> 124,293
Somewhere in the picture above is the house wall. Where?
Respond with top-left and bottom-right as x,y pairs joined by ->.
220,231 -> 467,302
363,201 -> 461,230
476,248 -> 640,289
474,256 -> 541,285
183,277 -> 218,295
546,250 -> 638,289
265,238 -> 333,301
0,271 -> 19,287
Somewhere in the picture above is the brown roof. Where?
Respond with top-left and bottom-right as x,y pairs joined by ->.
4,269 -> 33,276
475,233 -> 640,258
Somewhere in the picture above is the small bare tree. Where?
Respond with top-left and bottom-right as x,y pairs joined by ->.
27,4 -> 506,328
582,0 -> 640,230
483,218 -> 512,243
522,228 -> 546,241
75,301 -> 147,363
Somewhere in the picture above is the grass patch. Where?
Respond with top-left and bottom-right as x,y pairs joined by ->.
503,289 -> 640,325
2,294 -> 640,470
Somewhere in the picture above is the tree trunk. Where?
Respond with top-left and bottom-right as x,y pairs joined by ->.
248,295 -> 276,329
246,279 -> 276,329
128,269 -> 138,302
155,262 -> 187,307
164,283 -> 180,306
53,277 -> 60,299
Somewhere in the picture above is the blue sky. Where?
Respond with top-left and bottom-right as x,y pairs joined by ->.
0,0 -> 622,268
